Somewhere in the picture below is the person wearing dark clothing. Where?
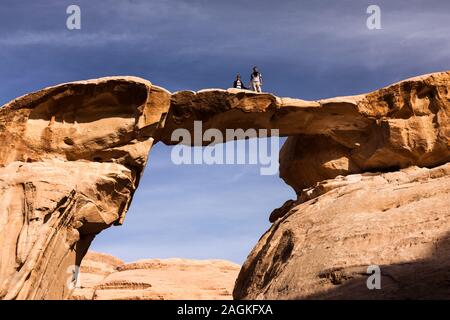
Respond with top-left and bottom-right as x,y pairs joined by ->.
233,74 -> 247,89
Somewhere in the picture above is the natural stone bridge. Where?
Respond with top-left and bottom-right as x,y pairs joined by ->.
0,72 -> 449,299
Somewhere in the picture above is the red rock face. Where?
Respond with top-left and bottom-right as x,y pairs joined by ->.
0,71 -> 449,300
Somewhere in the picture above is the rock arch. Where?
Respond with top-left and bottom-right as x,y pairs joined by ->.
0,71 -> 448,299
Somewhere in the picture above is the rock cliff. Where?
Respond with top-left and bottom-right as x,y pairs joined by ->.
0,71 -> 448,299
234,163 -> 450,299
0,77 -> 170,299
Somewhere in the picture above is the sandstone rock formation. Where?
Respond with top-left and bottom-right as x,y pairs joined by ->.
160,72 -> 449,192
70,251 -> 124,300
0,77 -> 170,299
234,163 -> 450,299
71,252 -> 240,300
0,71 -> 448,300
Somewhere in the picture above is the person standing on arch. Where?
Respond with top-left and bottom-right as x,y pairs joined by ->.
250,66 -> 263,92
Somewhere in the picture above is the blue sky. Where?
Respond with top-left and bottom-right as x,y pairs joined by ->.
1,0 -> 449,263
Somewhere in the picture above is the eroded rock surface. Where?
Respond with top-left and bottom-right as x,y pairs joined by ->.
0,77 -> 170,299
281,73 -> 450,192
234,163 -> 450,299
71,252 -> 240,300
160,72 -> 449,192
70,251 -> 124,300
1,71 -> 449,300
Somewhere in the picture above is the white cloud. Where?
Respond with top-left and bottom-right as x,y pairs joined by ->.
0,31 -> 154,47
